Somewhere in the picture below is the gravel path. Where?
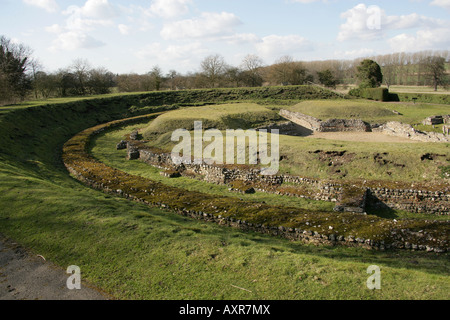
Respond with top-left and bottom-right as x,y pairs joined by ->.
0,234 -> 109,300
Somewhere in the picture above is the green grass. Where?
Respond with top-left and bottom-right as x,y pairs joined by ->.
278,135 -> 450,183
0,91 -> 448,300
388,86 -> 450,95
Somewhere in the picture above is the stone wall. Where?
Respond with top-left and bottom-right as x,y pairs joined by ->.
423,115 -> 450,126
368,188 -> 449,215
279,110 -> 322,132
257,121 -> 312,136
133,144 -> 449,215
374,121 -> 450,143
320,118 -> 371,132
279,109 -> 371,133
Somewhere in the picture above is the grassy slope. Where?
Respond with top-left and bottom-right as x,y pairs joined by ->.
142,103 -> 281,137
0,91 -> 449,300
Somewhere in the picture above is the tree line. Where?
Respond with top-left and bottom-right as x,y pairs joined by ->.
1,34 -> 449,106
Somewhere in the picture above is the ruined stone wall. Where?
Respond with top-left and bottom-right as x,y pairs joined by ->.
135,146 -> 449,215
319,118 -> 371,132
279,109 -> 371,133
279,110 -> 322,131
368,188 -> 449,215
374,121 -> 450,143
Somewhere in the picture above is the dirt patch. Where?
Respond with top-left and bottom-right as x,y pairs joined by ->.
420,153 -> 447,161
310,150 -> 355,175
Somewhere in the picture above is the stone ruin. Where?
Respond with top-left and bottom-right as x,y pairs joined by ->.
374,121 -> 450,143
122,137 -> 449,216
422,115 -> 450,126
279,109 -> 450,142
279,109 -> 372,134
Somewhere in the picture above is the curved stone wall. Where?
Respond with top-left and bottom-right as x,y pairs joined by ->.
62,114 -> 450,253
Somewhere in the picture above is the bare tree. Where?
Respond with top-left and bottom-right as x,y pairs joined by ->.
240,54 -> 264,87
421,56 -> 447,91
29,58 -> 43,99
200,54 -> 227,88
269,55 -> 294,85
88,67 -> 115,94
70,58 -> 92,95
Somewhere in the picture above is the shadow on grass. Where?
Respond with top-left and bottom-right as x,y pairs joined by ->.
158,204 -> 449,277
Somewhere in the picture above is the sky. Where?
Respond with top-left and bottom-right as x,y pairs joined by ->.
1,0 -> 450,75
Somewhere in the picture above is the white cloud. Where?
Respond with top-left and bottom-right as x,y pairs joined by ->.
63,0 -> 118,20
147,0 -> 193,19
136,42 -> 209,72
46,0 -> 118,51
160,12 -> 242,40
118,24 -> 131,35
255,35 -> 313,61
23,0 -> 59,13
45,24 -> 63,34
223,33 -> 260,45
62,0 -> 118,31
338,4 -> 385,41
49,31 -> 105,51
388,27 -> 450,52
334,48 -> 375,59
338,3 -> 449,41
431,0 -> 450,11
45,0 -> 120,51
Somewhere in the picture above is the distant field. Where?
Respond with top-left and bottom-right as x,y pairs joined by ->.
388,86 -> 450,95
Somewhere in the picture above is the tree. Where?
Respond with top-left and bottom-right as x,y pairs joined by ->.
290,62 -> 312,85
0,36 -> 33,104
167,70 -> 179,90
34,71 -> 58,99
223,66 -> 243,88
58,70 -> 78,97
240,54 -> 264,87
88,67 -> 115,94
270,55 -> 294,85
421,56 -> 446,91
317,69 -> 338,89
70,58 -> 91,95
116,73 -> 142,92
149,66 -> 164,91
29,58 -> 43,99
200,54 -> 227,88
356,59 -> 383,88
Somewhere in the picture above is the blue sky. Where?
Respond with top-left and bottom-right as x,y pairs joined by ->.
1,0 -> 449,74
